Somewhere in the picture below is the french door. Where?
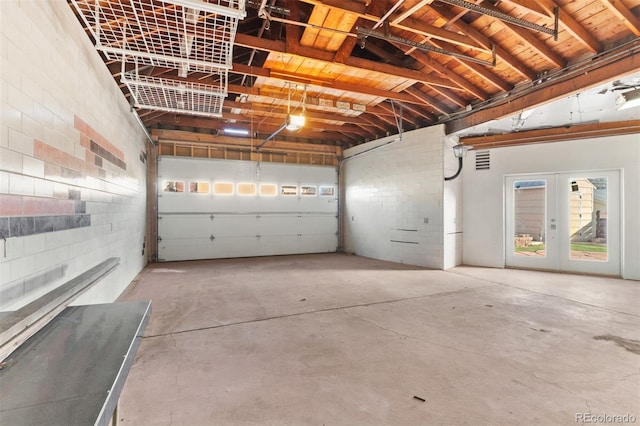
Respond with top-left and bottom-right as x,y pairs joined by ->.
505,170 -> 620,276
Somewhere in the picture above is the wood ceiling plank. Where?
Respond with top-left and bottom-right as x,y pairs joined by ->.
409,49 -> 488,100
405,86 -> 451,115
477,2 -> 567,69
229,66 -> 434,106
540,0 -> 603,53
427,5 -> 538,81
300,3 -> 330,47
376,102 -> 418,127
234,33 -> 459,89
152,129 -> 343,154
499,0 -> 553,20
429,39 -> 513,92
286,0 -> 302,54
600,0 -> 640,35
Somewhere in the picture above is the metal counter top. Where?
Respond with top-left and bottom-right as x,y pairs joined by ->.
0,301 -> 151,426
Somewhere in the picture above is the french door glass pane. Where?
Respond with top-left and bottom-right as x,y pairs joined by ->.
568,178 -> 607,261
513,180 -> 546,257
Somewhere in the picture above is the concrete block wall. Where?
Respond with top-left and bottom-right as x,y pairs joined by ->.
0,0 -> 149,309
342,126 -> 445,268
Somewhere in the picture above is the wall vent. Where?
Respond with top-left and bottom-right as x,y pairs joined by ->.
475,150 -> 490,170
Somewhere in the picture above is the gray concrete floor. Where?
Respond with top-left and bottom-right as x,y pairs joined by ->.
118,253 -> 640,425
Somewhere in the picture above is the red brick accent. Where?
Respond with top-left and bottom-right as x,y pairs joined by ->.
80,134 -> 90,149
44,163 -> 62,180
22,196 -> 76,215
0,194 -> 23,216
76,115 -> 124,161
34,139 -> 68,168
68,156 -> 85,174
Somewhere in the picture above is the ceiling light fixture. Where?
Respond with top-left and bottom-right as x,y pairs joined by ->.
285,83 -> 306,132
256,83 -> 307,150
616,88 -> 640,111
285,114 -> 305,131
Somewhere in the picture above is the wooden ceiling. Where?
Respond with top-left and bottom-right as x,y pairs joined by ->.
70,0 -> 640,149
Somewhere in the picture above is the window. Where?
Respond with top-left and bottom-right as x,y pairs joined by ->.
319,186 -> 334,196
259,184 -> 277,196
281,185 -> 297,196
214,182 -> 234,195
237,183 -> 257,195
301,186 -> 317,196
162,181 -> 184,192
189,181 -> 210,193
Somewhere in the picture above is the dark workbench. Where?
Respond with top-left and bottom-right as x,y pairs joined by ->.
0,301 -> 151,425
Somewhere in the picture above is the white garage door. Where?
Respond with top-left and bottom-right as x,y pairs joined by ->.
157,157 -> 338,261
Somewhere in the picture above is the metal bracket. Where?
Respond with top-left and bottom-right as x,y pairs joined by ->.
356,27 -> 495,67
553,7 -> 559,41
210,234 -> 215,241
436,0 -> 557,36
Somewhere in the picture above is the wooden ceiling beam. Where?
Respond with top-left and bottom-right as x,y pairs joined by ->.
301,0 -> 488,51
358,115 -> 391,135
233,33 -> 459,89
430,39 -> 513,92
600,0 -> 640,36
356,39 -> 447,120
445,43 -> 640,133
428,5 -> 537,82
538,1 -> 603,53
375,102 -> 418,127
285,0 -> 302,52
222,99 -> 382,127
151,117 -> 346,141
460,120 -> 640,149
301,0 -> 535,81
151,129 -> 343,154
393,40 -> 488,100
498,0 -> 553,20
405,86 -> 452,116
229,63 -> 434,105
477,2 -> 567,69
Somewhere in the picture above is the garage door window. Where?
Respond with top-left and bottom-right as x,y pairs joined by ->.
190,181 -> 210,193
260,184 -> 277,196
163,181 -> 184,192
214,182 -> 234,195
281,185 -> 297,196
238,183 -> 257,195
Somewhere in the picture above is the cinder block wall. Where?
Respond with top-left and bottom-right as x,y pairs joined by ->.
342,126 -> 445,268
0,0 -> 149,309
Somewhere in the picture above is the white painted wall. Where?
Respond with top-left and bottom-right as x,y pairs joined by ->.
443,136 -> 463,269
462,135 -> 640,280
0,0 -> 149,309
342,126 -> 445,268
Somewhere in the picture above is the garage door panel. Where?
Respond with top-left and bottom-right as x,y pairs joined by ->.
210,216 -> 260,238
158,215 -> 213,239
299,215 -> 338,235
158,238 -> 217,261
299,234 -> 338,252
158,157 -> 338,261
